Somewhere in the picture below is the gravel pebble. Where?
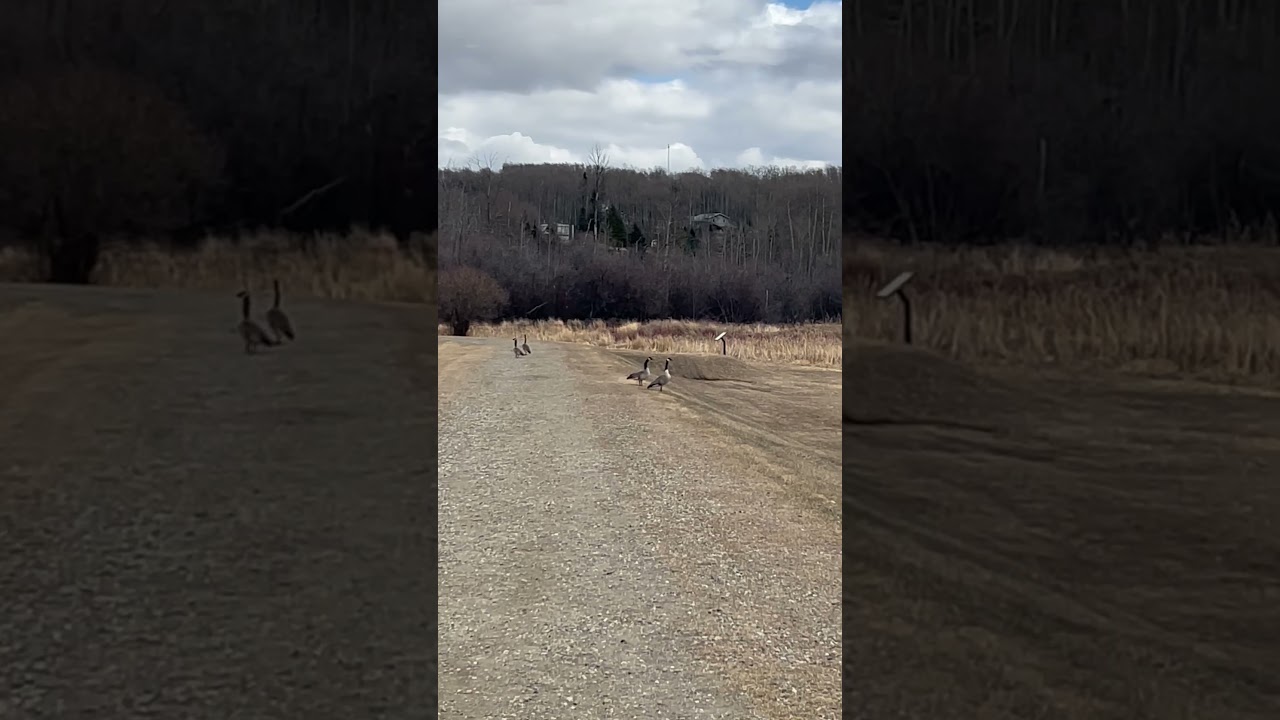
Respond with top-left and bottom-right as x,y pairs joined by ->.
1,289 -> 436,719
439,338 -> 839,719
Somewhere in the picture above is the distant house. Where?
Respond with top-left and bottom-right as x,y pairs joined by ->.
691,212 -> 734,231
537,222 -> 574,241
690,212 -> 733,243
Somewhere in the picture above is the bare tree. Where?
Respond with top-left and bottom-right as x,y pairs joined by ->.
586,144 -> 610,243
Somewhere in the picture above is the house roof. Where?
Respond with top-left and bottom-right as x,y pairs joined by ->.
691,212 -> 733,227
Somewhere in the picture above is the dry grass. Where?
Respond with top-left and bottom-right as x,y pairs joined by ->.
0,244 -> 43,283
447,318 -> 842,368
846,237 -> 1280,383
0,228 -> 434,303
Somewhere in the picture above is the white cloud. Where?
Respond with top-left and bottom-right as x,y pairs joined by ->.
604,142 -> 707,173
438,0 -> 841,170
438,130 -> 579,168
734,147 -> 829,170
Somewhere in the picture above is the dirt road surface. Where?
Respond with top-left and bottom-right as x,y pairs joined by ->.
0,283 -> 436,718
845,341 -> 1280,719
437,337 -> 841,720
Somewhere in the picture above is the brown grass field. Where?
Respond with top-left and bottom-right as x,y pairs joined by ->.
847,238 -> 1280,384
450,318 -> 842,368
845,238 -> 1280,718
0,229 -> 434,303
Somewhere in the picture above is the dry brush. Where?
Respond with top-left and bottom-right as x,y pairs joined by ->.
447,318 -> 841,368
846,238 -> 1280,383
0,229 -> 434,304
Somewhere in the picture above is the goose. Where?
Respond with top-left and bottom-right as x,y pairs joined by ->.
521,333 -> 531,355
266,279 -> 295,343
513,338 -> 526,357
626,356 -> 653,386
235,291 -> 276,354
647,358 -> 672,392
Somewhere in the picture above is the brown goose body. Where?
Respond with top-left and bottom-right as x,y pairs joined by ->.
647,358 -> 672,391
236,292 -> 276,354
265,280 -> 295,342
626,357 -> 653,386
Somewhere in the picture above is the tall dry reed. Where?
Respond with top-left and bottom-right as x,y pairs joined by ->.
846,238 -> 1280,382
450,318 -> 842,368
0,229 -> 434,303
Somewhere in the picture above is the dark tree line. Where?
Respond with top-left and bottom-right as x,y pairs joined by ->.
0,1 -> 436,282
439,163 -> 841,324
847,0 -> 1280,244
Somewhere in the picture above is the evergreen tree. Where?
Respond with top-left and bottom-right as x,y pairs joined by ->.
683,227 -> 700,253
605,205 -> 628,247
627,222 -> 648,252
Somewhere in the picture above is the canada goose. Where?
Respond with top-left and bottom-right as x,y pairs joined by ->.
521,333 -> 531,355
626,356 -> 653,386
513,338 -> 526,357
647,358 -> 672,391
235,291 -> 276,354
266,279 -> 295,343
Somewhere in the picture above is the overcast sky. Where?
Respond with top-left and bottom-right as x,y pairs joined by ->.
438,0 -> 841,172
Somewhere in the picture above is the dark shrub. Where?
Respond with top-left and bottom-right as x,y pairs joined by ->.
438,265 -> 508,336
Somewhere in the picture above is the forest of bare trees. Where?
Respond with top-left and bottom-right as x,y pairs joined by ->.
438,161 -> 842,324
848,0 -> 1280,244
0,1 -> 435,282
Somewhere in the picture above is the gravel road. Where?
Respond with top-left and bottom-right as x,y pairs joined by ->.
0,284 -> 436,719
438,337 -> 840,720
